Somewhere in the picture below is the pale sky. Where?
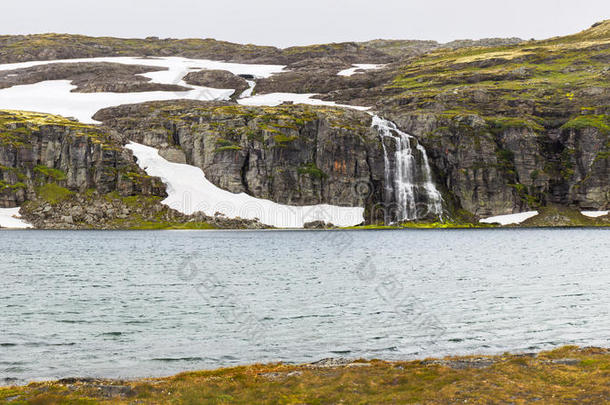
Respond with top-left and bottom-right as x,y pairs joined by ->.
1,0 -> 608,47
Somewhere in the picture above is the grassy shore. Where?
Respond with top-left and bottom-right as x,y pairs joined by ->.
2,346 -> 609,404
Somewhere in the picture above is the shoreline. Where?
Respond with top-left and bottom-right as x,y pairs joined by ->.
3,346 -> 609,403
1,223 -> 610,231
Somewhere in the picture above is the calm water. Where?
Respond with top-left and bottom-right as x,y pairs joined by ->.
1,229 -> 609,384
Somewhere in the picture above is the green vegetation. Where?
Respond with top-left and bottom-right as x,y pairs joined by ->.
561,114 -> 610,133
34,165 -> 67,181
3,346 -> 608,404
297,163 -> 328,179
519,205 -> 609,227
0,110 -> 119,150
0,180 -> 26,191
487,116 -> 545,133
386,20 -> 610,132
35,183 -> 73,204
214,138 -> 242,152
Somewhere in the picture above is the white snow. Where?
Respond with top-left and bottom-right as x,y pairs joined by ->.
0,56 -> 375,122
238,92 -> 370,110
0,207 -> 32,229
0,80 -> 235,124
0,56 -> 285,79
0,57 -> 372,225
581,210 -> 609,218
239,80 -> 256,98
126,142 -> 364,228
337,64 -> 384,77
0,56 -> 286,123
479,211 -> 539,225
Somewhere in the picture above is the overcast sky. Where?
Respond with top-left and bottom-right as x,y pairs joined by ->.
1,0 -> 608,47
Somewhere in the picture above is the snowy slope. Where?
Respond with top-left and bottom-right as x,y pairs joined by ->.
0,57 -> 286,123
581,210 -> 609,218
0,207 -> 32,229
337,64 -> 384,76
479,211 -> 539,225
0,56 -> 372,123
126,142 -> 364,228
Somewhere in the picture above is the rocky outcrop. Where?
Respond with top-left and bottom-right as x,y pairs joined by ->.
0,110 -> 269,229
21,192 -> 268,230
0,33 -> 527,66
183,69 -> 250,97
94,101 -> 387,217
0,110 -> 166,209
254,67 -> 391,97
0,62 -> 190,93
390,113 -> 609,216
1,21 -> 608,226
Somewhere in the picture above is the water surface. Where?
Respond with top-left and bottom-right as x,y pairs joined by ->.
1,229 -> 608,383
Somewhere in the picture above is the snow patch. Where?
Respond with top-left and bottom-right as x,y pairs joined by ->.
0,207 -> 32,229
479,211 -> 539,225
581,210 -> 609,218
125,142 -> 364,228
337,64 -> 384,77
0,80 -> 234,124
0,56 -> 373,121
0,57 -> 286,123
0,56 -> 285,79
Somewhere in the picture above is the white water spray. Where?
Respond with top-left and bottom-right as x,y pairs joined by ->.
372,116 -> 443,222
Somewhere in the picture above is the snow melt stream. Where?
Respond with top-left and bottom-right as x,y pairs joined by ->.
126,142 -> 364,228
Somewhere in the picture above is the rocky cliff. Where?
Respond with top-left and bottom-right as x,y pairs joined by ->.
0,21 -> 608,227
0,110 -> 165,207
93,101 -> 387,218
0,110 -> 266,229
374,22 -> 610,215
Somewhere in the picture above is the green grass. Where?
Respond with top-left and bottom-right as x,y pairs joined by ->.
385,21 -> 610,128
34,165 -> 67,181
3,346 -> 609,404
35,183 -> 73,204
561,114 -> 610,133
297,163 -> 328,179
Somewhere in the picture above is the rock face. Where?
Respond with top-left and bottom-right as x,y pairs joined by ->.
21,192 -> 268,230
0,110 -> 268,229
183,69 -> 250,97
390,113 -> 609,216
94,101 -> 387,218
0,33 -> 525,66
1,21 -> 608,226
0,110 -> 165,209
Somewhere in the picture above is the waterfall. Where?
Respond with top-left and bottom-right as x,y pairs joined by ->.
372,116 -> 443,223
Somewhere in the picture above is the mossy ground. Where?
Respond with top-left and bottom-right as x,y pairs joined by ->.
2,346 -> 608,404
385,20 -> 610,132
518,205 -> 610,227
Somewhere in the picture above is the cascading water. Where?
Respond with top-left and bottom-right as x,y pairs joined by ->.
372,115 -> 443,223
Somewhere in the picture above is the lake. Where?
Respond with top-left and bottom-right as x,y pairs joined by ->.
1,228 -> 608,384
